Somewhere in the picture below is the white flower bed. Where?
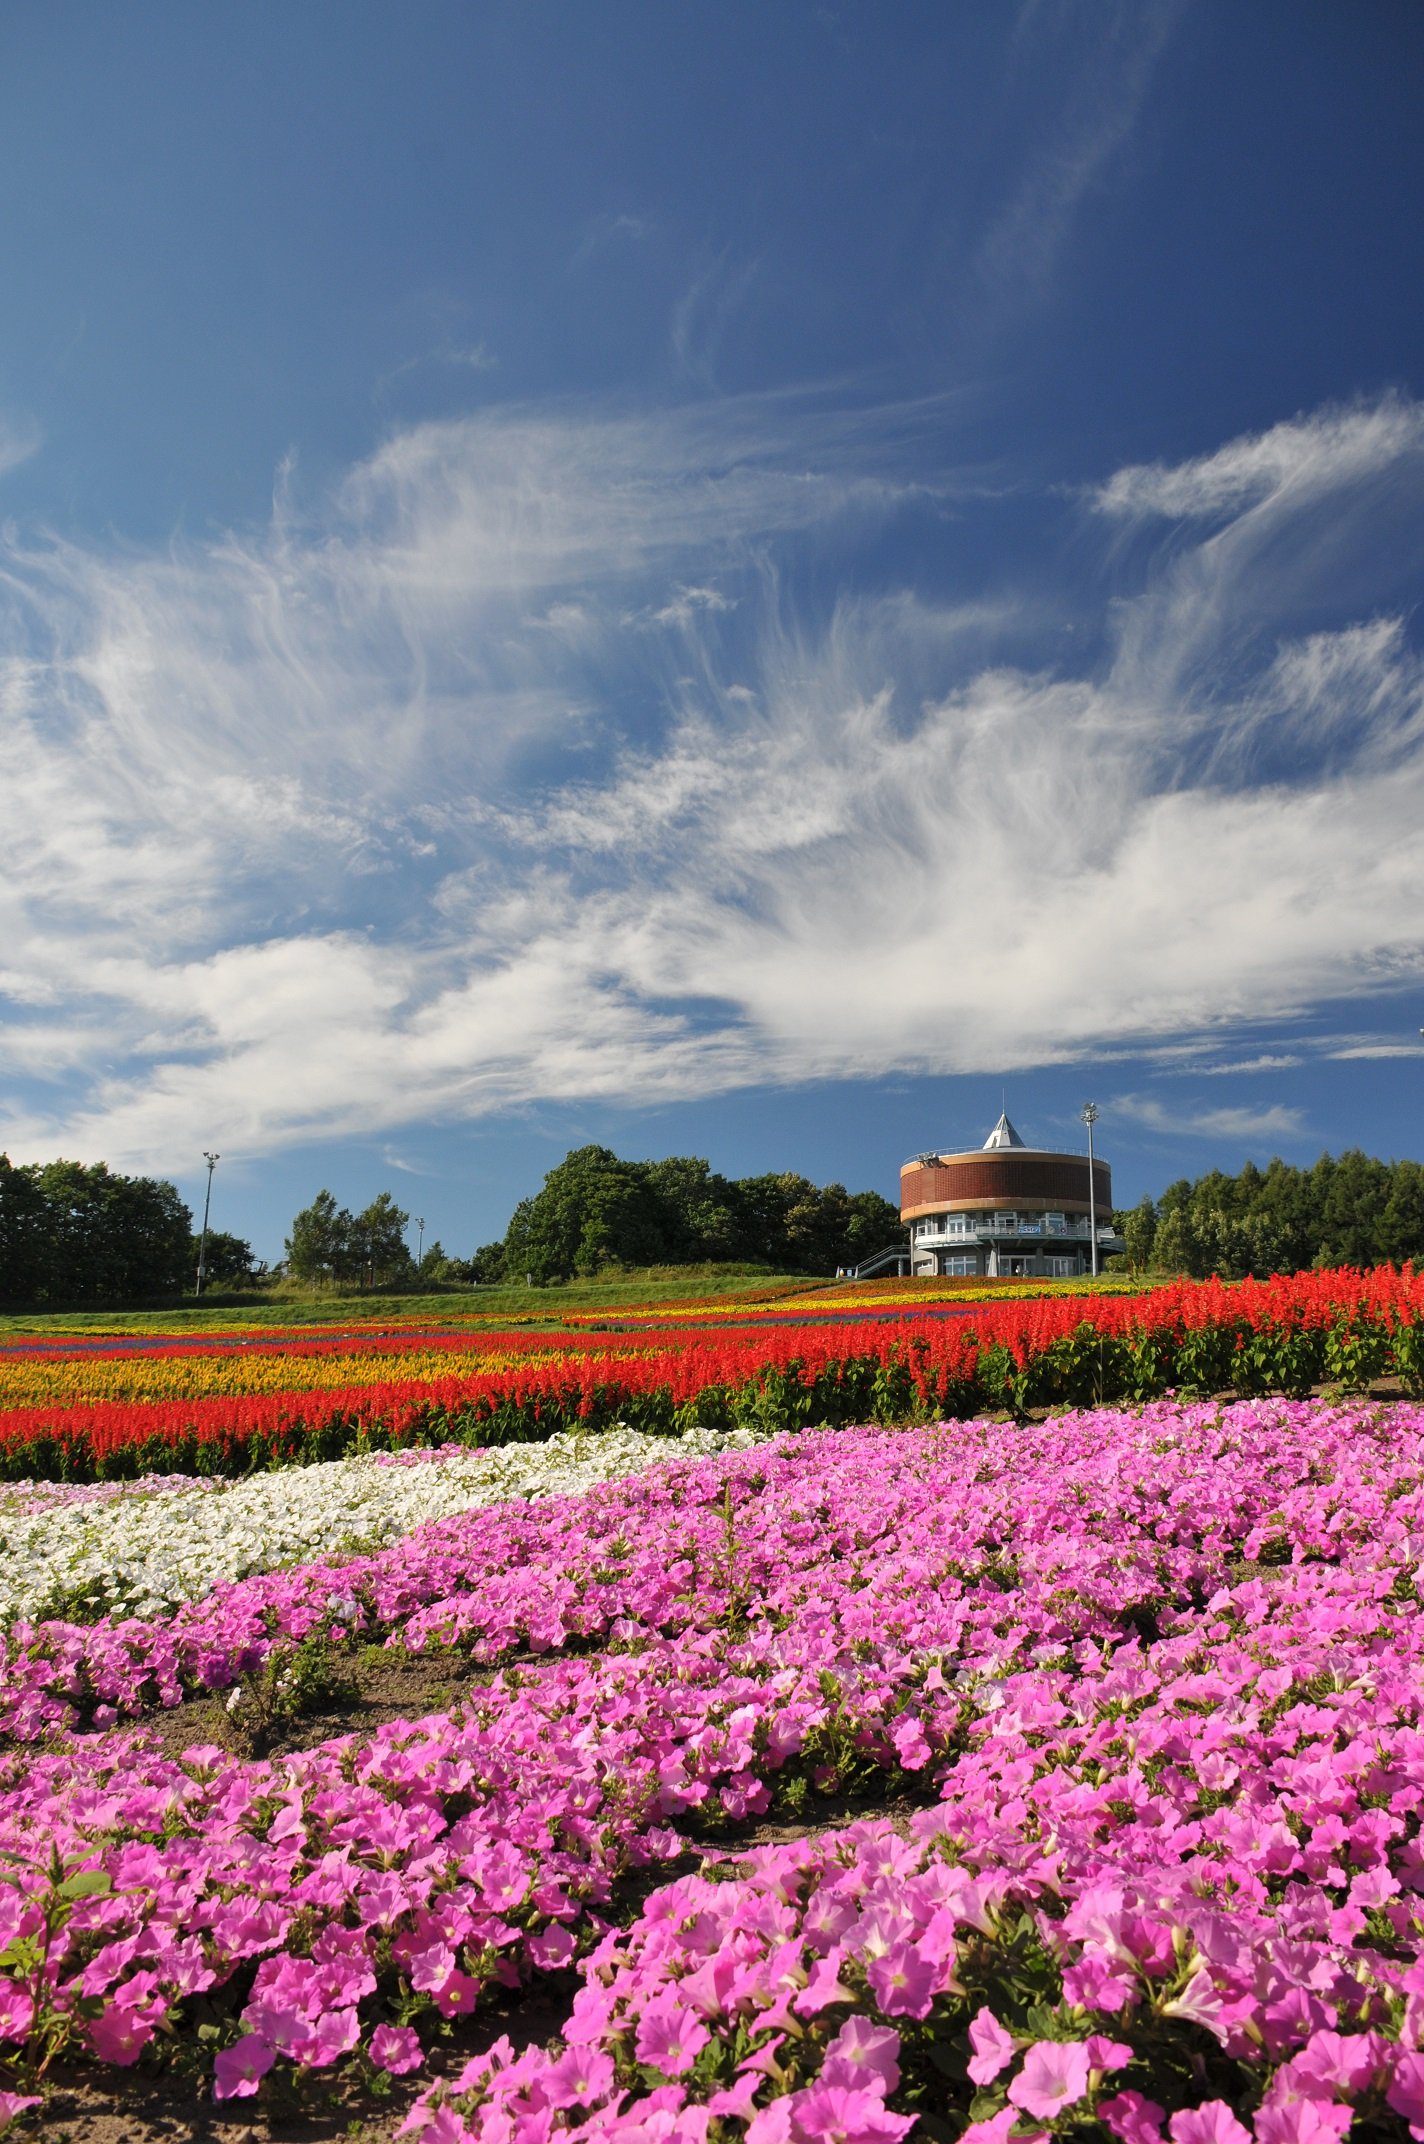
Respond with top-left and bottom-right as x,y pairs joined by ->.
0,1424 -> 761,1627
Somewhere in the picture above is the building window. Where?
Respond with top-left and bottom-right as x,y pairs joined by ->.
942,1254 -> 975,1276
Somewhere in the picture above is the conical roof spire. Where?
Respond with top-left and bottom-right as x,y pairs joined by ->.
982,1110 -> 1026,1151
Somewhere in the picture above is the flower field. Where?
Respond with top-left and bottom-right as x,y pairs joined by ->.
1,1266 -> 1424,1480
2,1276 -> 1424,2138
0,1394 -> 1423,2138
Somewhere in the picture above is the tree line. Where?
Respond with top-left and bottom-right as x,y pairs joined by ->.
0,1156 -> 199,1305
1115,1150 -> 1424,1278
480,1144 -> 904,1285
8,1141 -> 1424,1308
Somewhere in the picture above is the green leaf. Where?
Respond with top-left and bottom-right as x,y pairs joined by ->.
57,1869 -> 112,1900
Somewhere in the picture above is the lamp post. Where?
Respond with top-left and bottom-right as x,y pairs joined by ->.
195,1152 -> 220,1297
416,1217 -> 426,1266
1081,1103 -> 1099,1279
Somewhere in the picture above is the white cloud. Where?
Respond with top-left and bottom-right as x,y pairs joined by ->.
1186,1055 -> 1303,1077
1094,396 -> 1424,521
0,413 -> 40,480
4,389 -> 1424,1172
978,1 -> 1183,305
1325,1042 -> 1424,1061
1112,1095 -> 1307,1143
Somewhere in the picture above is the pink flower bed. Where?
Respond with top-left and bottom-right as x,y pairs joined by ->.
0,1398 -> 1422,2140
0,1399 -> 1401,1741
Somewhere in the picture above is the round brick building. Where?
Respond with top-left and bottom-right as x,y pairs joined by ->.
900,1112 -> 1120,1277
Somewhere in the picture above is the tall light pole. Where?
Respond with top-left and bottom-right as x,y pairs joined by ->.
1081,1104 -> 1100,1279
195,1152 -> 220,1297
416,1217 -> 426,1265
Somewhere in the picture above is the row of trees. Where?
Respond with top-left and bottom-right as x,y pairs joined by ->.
481,1145 -> 903,1285
0,1157 -> 198,1305
10,1142 -> 1424,1308
284,1190 -> 451,1287
1116,1151 -> 1424,1278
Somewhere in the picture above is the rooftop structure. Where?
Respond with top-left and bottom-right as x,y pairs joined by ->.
899,1112 -> 1123,1278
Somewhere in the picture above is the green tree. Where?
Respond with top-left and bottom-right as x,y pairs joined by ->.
1151,1206 -> 1198,1277
0,1155 -> 55,1303
32,1161 -> 191,1303
285,1190 -> 352,1282
1121,1194 -> 1157,1274
461,1240 -> 508,1285
1381,1160 -> 1424,1266
349,1193 -> 412,1286
189,1229 -> 258,1290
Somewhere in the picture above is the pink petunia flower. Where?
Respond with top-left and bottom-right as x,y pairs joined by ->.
1388,2049 -> 1424,2135
0,1985 -> 34,2043
1008,2040 -> 1092,2120
541,2046 -> 616,2108
1254,2099 -> 1352,2144
821,2016 -> 901,2097
966,2007 -> 1017,2087
368,2024 -> 425,2076
1167,2104 -> 1253,2144
783,2082 -> 915,2143
635,1998 -> 710,2076
864,1943 -> 936,2019
1099,2091 -> 1167,2144
213,2033 -> 277,2100
89,2001 -> 156,2066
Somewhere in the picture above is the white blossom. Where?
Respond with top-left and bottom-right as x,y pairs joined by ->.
0,1424 -> 760,1626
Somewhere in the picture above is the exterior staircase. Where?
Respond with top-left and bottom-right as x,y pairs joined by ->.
844,1241 -> 912,1280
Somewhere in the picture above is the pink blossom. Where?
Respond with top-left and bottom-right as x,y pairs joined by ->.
821,2016 -> 901,2097
783,2083 -> 915,2143
966,2006 -> 1017,2087
213,2033 -> 276,2099
88,2001 -> 156,2065
864,1941 -> 936,2019
369,2024 -> 425,2075
1254,2100 -> 1352,2144
541,2046 -> 616,2108
959,2115 -> 1023,2144
1008,2040 -> 1092,2120
1167,2105 -> 1253,2144
635,1999 -> 710,2076
1099,2092 -> 1167,2144
1388,2049 -> 1424,2134
0,1984 -> 34,2042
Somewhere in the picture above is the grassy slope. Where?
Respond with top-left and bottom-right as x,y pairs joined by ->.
0,1264 -> 825,1338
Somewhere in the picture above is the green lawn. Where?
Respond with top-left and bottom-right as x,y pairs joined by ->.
0,1263 -> 822,1338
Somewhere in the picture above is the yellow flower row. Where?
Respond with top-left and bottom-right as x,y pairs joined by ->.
0,1342 -> 536,1412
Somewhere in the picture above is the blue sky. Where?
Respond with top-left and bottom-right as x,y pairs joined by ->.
3,2 -> 1424,1266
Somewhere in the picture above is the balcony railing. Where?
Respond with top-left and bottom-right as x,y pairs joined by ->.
913,1218 -> 1118,1243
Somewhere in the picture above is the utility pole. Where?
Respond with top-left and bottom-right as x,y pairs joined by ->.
1081,1104 -> 1099,1279
195,1152 -> 220,1297
416,1216 -> 426,1265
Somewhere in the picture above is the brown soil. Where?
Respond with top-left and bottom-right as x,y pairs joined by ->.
36,1973 -> 579,2144
132,1648 -> 482,1766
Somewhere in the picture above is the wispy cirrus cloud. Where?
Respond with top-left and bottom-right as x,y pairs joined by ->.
3,388 -> 1424,1172
0,413 -> 41,480
1112,1095 -> 1307,1143
978,0 -> 1184,306
1094,394 -> 1424,521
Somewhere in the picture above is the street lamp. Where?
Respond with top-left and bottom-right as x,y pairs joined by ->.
195,1152 -> 220,1297
416,1216 -> 426,1265
1081,1104 -> 1100,1279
